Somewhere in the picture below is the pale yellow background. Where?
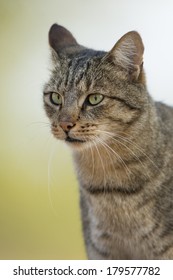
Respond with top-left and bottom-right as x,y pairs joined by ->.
0,0 -> 172,260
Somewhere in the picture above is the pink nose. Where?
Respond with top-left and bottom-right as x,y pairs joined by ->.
59,121 -> 75,132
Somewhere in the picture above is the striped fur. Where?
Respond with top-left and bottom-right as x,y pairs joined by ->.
43,24 -> 173,259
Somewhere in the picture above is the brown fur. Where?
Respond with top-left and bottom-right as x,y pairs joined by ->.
43,24 -> 173,259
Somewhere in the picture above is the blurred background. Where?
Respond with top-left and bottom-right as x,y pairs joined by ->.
0,0 -> 173,260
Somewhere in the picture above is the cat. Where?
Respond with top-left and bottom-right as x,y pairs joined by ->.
43,23 -> 173,259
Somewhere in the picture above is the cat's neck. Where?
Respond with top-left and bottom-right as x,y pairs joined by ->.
73,139 -> 151,189
73,109 -> 160,190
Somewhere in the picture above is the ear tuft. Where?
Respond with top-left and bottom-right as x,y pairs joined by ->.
49,23 -> 78,53
109,31 -> 144,80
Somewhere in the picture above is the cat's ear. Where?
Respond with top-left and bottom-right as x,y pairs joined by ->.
49,23 -> 78,53
108,31 -> 144,81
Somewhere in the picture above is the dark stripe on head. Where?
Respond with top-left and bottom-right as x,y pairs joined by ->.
74,60 -> 91,88
64,57 -> 82,88
64,59 -> 73,87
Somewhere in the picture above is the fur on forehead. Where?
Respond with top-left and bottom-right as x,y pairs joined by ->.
48,24 -> 145,82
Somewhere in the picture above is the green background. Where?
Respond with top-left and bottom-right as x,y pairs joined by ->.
0,0 -> 86,260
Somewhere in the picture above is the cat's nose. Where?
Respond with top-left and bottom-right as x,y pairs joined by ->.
59,121 -> 76,132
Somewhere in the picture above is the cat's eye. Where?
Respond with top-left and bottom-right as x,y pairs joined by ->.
50,92 -> 62,105
87,94 -> 104,106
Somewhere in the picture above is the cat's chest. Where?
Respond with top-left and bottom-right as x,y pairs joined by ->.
80,187 -> 156,259
85,190 -> 153,238
89,193 -> 138,232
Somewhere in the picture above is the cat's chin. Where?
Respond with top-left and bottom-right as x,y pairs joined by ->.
64,136 -> 87,150
65,136 -> 86,144
65,137 -> 91,152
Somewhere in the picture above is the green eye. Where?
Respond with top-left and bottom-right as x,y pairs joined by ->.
88,94 -> 104,106
50,92 -> 62,105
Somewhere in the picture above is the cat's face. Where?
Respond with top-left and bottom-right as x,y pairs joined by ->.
44,24 -> 147,150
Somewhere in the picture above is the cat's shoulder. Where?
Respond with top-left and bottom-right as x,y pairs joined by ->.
155,101 -> 173,130
156,101 -> 173,115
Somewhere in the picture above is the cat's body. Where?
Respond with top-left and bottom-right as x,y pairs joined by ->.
44,24 -> 173,259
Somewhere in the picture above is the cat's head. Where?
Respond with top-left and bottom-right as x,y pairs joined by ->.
43,24 -> 148,150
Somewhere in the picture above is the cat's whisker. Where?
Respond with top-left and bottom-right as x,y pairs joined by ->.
96,129 -> 151,181
90,135 -> 113,193
96,129 -> 161,175
88,139 -> 95,184
94,135 -> 133,182
92,137 -> 107,187
47,143 -> 59,217
115,134 -> 161,174
93,136 -> 119,185
22,121 -> 52,150
26,121 -> 51,129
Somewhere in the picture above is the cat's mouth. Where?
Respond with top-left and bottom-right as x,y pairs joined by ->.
65,136 -> 86,144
